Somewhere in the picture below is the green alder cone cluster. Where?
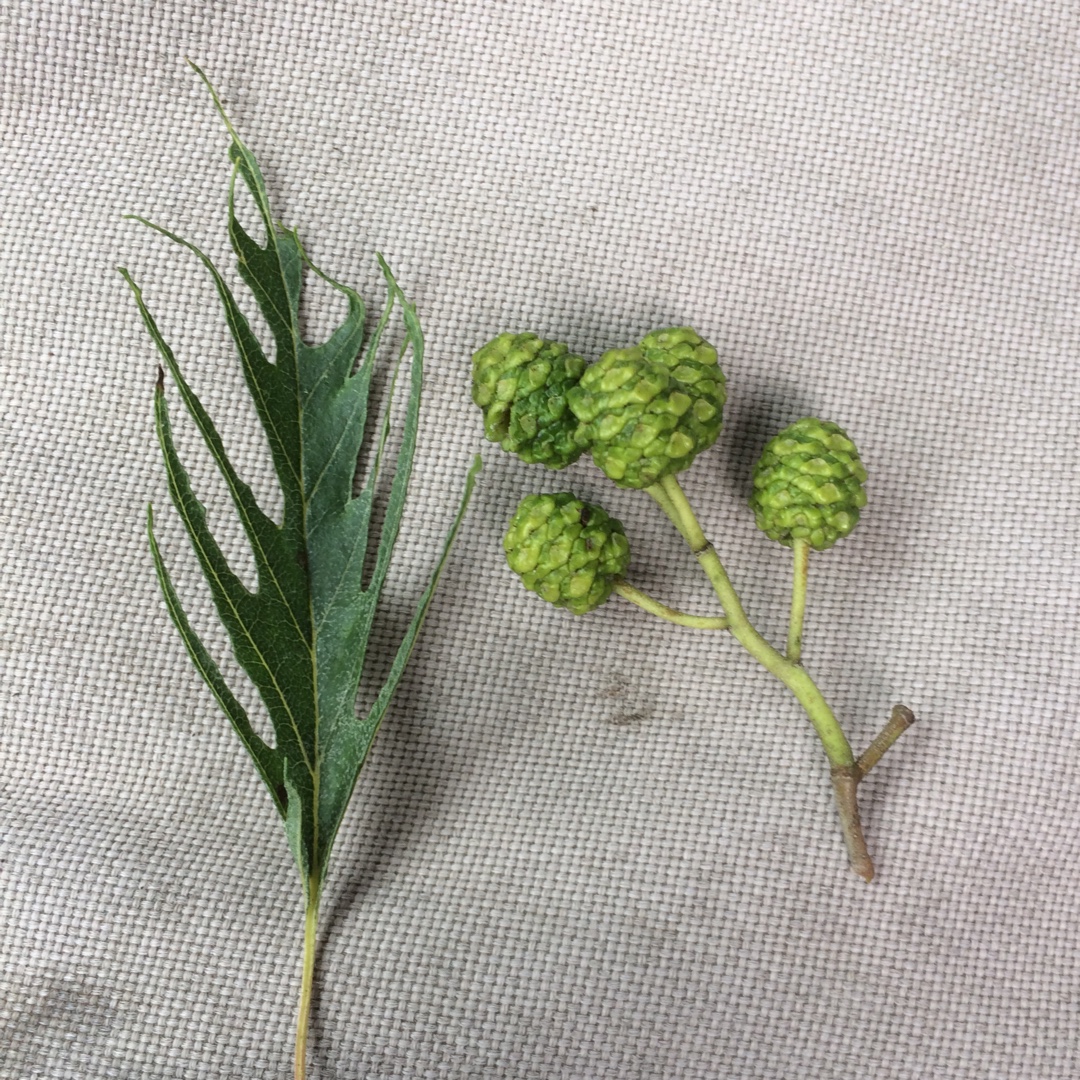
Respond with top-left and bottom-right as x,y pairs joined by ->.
473,327 -> 870,610
503,493 -> 631,615
476,322 -> 915,886
472,325 -> 725,488
471,332 -> 589,469
749,417 -> 868,551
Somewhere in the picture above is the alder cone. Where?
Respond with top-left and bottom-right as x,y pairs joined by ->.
472,332 -> 588,469
566,327 -> 726,489
750,418 -> 867,551
503,493 -> 630,615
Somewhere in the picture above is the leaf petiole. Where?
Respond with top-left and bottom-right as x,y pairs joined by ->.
294,881 -> 321,1080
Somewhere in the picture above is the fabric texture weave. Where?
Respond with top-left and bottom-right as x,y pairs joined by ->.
2,2 -> 1077,1077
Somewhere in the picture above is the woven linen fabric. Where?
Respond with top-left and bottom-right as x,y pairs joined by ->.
2,1 -> 1078,1077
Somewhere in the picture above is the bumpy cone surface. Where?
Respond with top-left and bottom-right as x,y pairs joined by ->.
472,332 -> 588,469
750,418 -> 868,550
503,493 -> 631,615
566,327 -> 726,488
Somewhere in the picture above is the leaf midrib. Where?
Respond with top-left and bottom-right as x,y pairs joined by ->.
285,269 -> 323,868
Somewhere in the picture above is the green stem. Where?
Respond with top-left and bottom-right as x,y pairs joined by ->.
294,881 -> 321,1080
788,539 -> 810,663
613,578 -> 729,630
645,476 -> 680,521
651,475 -> 855,769
648,474 -> 877,879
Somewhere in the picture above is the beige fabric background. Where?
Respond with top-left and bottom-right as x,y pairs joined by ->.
2,1 -> 1077,1077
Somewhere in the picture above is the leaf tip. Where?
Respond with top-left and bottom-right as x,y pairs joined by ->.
156,366 -> 166,395
187,60 -> 241,146
186,57 -> 215,100
375,252 -> 400,295
117,264 -> 141,300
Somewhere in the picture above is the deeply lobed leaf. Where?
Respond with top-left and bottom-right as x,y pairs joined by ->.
124,65 -> 479,898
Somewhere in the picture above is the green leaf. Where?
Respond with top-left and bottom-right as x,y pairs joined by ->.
122,64 -> 480,903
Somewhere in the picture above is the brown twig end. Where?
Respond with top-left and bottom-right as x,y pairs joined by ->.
891,703 -> 916,729
856,704 -> 917,778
